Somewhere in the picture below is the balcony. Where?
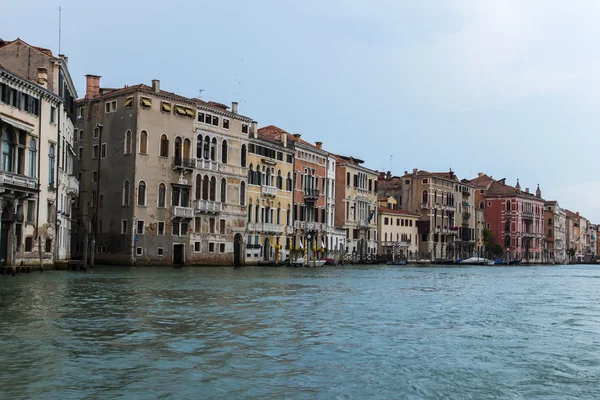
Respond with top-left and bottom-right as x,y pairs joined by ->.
195,200 -> 222,213
0,171 -> 37,192
248,222 -> 285,234
462,212 -> 471,220
173,157 -> 195,170
445,205 -> 456,212
304,188 -> 320,201
523,231 -> 535,238
522,211 -> 534,219
172,206 -> 194,219
358,219 -> 370,228
286,225 -> 294,235
293,221 -> 305,230
196,158 -> 220,171
381,241 -> 410,248
65,174 -> 80,196
420,202 -> 430,210
306,222 -> 322,231
462,188 -> 470,196
261,185 -> 278,196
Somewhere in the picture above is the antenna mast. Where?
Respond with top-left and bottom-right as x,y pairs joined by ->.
58,6 -> 62,54
390,155 -> 393,172
198,89 -> 205,99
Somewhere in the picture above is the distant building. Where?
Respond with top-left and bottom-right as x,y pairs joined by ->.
377,196 -> 419,257
0,38 -> 79,267
544,201 -> 567,263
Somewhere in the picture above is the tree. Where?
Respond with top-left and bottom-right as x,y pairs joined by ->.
483,228 -> 503,257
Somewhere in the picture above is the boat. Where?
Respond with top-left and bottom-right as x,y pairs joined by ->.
290,257 -> 326,267
508,259 -> 522,265
386,259 -> 407,266
460,257 -> 494,266
324,257 -> 336,266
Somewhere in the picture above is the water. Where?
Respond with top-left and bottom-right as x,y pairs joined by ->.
1,265 -> 600,399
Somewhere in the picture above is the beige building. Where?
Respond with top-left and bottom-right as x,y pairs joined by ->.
0,39 -> 79,269
74,75 -> 251,265
334,155 -> 378,259
377,196 -> 418,257
245,128 -> 294,264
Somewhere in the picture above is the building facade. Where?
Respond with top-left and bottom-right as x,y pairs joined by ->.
377,196 -> 419,257
0,39 -> 79,268
74,76 -> 250,265
246,127 -> 294,264
334,155 -> 378,259
544,201 -> 566,264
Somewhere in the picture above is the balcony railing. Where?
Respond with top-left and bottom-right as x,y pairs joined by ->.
248,222 -> 286,234
381,241 -> 410,248
523,231 -> 535,238
445,205 -> 456,212
286,225 -> 294,235
462,212 -> 471,220
173,157 -> 195,170
172,206 -> 194,219
0,171 -> 37,191
420,203 -> 429,209
261,185 -> 278,196
195,200 -> 222,213
358,219 -> 370,228
196,158 -> 220,171
304,188 -> 319,201
522,211 -> 534,219
306,222 -> 322,231
294,221 -> 305,230
65,174 -> 80,196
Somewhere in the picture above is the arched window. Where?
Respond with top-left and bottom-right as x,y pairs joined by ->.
139,130 -> 148,154
122,180 -> 130,205
48,144 -> 55,185
211,137 -> 217,161
183,138 -> 191,159
277,208 -> 281,224
479,201 -> 484,209
28,139 -> 37,178
210,176 -> 216,201
221,140 -> 228,164
248,164 -> 254,184
203,136 -> 210,159
240,181 -> 246,205
124,130 -> 132,154
506,200 -> 511,211
202,175 -> 209,200
248,204 -> 253,222
277,170 -> 283,190
160,134 -> 169,157
195,174 -> 202,200
158,183 -> 166,207
422,190 -> 428,205
174,137 -> 182,164
137,181 -> 146,206
221,178 -> 227,203
241,144 -> 247,167
384,232 -> 388,242
286,172 -> 292,191
287,205 -> 291,225
1,127 -> 14,172
196,135 -> 203,158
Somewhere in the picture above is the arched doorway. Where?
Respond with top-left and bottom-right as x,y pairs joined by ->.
264,237 -> 271,261
233,233 -> 243,267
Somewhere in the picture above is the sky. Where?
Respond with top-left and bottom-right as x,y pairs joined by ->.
2,0 -> 599,221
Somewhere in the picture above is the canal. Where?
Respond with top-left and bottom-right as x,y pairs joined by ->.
1,265 -> 599,399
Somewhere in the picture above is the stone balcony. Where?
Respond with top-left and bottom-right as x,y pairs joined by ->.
306,222 -> 322,231
261,185 -> 278,196
304,188 -> 319,201
522,211 -> 534,219
248,222 -> 285,234
173,157 -> 195,171
59,170 -> 79,196
172,206 -> 194,219
381,241 -> 410,248
357,219 -> 370,228
294,221 -> 305,230
195,200 -> 222,213
0,171 -> 37,192
196,158 -> 223,172
462,212 -> 471,220
522,231 -> 535,238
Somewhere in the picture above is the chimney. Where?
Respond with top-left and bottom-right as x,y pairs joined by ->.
37,67 -> 48,88
315,141 -> 322,150
515,178 -> 521,193
251,121 -> 258,139
293,134 -> 301,140
85,74 -> 101,99
378,172 -> 385,180
59,54 -> 68,64
386,171 -> 391,179
412,168 -> 418,175
281,132 -> 287,147
152,79 -> 160,93
525,188 -> 529,194
231,102 -> 238,114
478,172 -> 484,177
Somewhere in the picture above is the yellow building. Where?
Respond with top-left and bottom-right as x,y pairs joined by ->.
245,129 -> 294,264
377,196 -> 419,258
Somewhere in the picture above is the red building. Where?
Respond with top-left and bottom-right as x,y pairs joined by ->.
470,174 -> 545,262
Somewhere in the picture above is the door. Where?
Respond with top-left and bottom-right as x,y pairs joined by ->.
264,237 -> 270,261
0,222 -> 9,266
234,234 -> 243,267
173,244 -> 184,265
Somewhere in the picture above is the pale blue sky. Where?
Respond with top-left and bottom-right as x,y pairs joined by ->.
3,0 -> 599,221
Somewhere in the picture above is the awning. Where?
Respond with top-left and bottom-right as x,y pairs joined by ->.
175,106 -> 186,115
185,108 -> 195,118
0,114 -> 34,133
141,98 -> 152,108
161,102 -> 172,112
124,97 -> 134,108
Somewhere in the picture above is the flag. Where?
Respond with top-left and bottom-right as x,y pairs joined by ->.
368,210 -> 375,223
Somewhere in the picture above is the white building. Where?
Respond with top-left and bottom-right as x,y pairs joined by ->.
325,154 -> 345,260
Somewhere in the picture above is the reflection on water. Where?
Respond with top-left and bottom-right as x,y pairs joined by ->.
1,265 -> 600,399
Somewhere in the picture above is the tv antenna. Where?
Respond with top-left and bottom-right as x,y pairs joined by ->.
198,89 -> 205,99
390,155 -> 393,172
58,6 -> 62,54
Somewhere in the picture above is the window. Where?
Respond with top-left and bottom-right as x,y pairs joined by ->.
121,219 -> 128,234
93,144 -> 99,159
136,247 -> 143,256
78,107 -> 85,119
122,180 -> 130,205
209,218 -> 215,233
241,144 -> 247,167
28,139 -> 36,178
157,247 -> 164,256
506,200 -> 511,211
220,178 -> 227,203
99,143 -> 106,158
175,105 -> 187,116
194,242 -> 201,252
124,130 -> 132,154
92,170 -> 98,183
137,220 -> 145,235
158,221 -> 165,235
139,131 -> 148,154
422,190 -> 428,204
125,96 -> 133,108
77,147 -> 82,160
25,237 -> 33,252
548,229 -> 552,237
212,116 -> 219,126
223,119 -> 229,129
48,144 -> 55,186
158,183 -> 166,207
161,102 -> 172,113
209,242 -> 215,252
240,181 -> 246,205
242,124 -> 248,134
99,195 -> 104,208
220,243 -> 225,253
160,134 -> 169,157
26,200 -> 35,223
198,112 -> 204,123
137,181 -> 146,206
422,178 -> 428,184
105,101 -> 117,113
220,219 -> 226,234
384,217 -> 389,225
140,97 -> 152,109
78,129 -> 83,141
488,201 -> 492,207
221,140 -> 228,163
50,106 -> 56,123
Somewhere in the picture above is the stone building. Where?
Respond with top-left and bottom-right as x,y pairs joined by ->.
324,153 -> 346,261
245,126 -> 294,264
544,201 -> 566,264
0,39 -> 78,268
377,196 -> 419,257
334,155 -> 378,259
565,210 -> 580,262
74,75 -> 251,265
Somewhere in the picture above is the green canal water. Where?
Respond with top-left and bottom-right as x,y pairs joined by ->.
1,265 -> 600,399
